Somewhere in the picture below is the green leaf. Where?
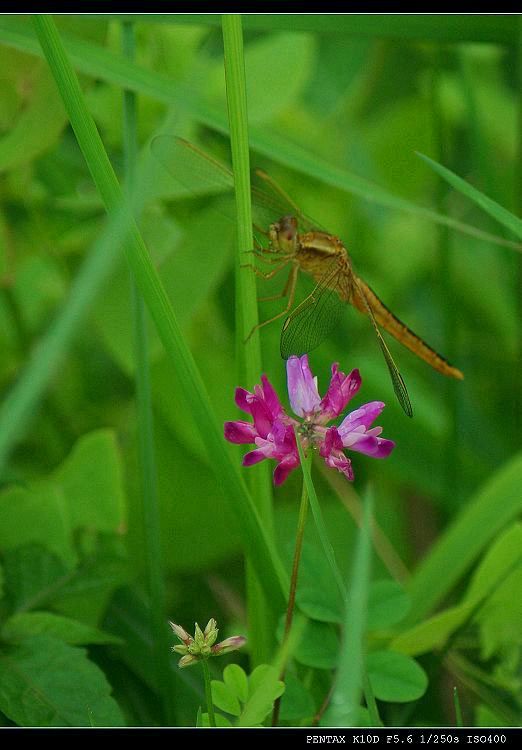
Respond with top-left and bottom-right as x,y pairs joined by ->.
279,673 -> 314,722
237,664 -> 284,727
52,429 -> 126,532
293,618 -> 340,670
367,580 -> 411,631
223,663 -> 248,703
210,679 -> 241,717
0,483 -> 74,566
366,650 -> 428,703
0,635 -> 125,726
417,152 -> 522,240
2,612 -> 122,646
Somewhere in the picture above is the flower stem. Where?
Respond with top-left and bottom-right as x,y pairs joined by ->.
202,660 -> 216,727
271,451 -> 311,726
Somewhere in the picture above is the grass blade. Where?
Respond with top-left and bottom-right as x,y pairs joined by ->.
121,20 -> 175,725
222,13 -> 275,666
32,13 -> 287,612
417,151 -> 522,240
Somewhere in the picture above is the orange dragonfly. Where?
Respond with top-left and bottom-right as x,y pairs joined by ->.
152,136 -> 464,418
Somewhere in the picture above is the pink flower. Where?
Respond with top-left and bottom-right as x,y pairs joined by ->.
224,355 -> 395,485
170,618 -> 246,668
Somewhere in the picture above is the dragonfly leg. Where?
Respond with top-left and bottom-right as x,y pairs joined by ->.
258,264 -> 295,302
244,264 -> 298,343
240,262 -> 290,280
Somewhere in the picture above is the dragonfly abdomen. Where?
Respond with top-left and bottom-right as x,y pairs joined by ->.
353,279 -> 464,380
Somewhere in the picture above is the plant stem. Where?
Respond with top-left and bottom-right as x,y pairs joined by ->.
201,660 -> 216,727
121,20 -> 175,725
222,12 -> 275,666
271,452 -> 312,727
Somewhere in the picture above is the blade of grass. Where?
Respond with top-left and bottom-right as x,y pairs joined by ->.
121,20 -> 175,725
322,486 -> 373,727
222,13 -> 275,666
362,667 -> 383,727
0,18 -> 519,253
405,451 -> 522,624
32,13 -> 287,612
417,151 -> 522,240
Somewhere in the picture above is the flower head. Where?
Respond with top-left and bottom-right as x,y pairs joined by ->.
224,355 -> 395,485
169,619 -> 246,668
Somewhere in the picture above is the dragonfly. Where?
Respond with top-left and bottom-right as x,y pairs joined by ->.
152,136 -> 464,418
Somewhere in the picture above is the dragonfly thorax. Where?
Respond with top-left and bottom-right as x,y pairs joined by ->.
269,215 -> 299,255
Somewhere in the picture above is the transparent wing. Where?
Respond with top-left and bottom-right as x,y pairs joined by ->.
280,259 -> 346,359
151,135 -> 318,231
353,278 -> 413,418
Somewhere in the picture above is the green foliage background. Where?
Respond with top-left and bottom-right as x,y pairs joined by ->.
0,14 -> 520,727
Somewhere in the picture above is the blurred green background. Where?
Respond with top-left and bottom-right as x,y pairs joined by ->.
0,14 -> 520,727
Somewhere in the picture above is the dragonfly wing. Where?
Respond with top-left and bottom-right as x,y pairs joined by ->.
151,135 -> 235,195
354,277 -> 413,418
280,260 -> 345,359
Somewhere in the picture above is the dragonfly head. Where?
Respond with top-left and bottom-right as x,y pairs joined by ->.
269,215 -> 298,255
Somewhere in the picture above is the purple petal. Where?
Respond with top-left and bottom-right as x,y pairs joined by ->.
348,433 -> 395,458
224,420 -> 257,444
286,355 -> 321,418
243,449 -> 269,466
235,387 -> 253,414
323,451 -> 354,480
338,401 -> 385,437
273,455 -> 300,485
319,426 -> 344,458
212,635 -> 247,655
250,398 -> 274,439
320,366 -> 362,420
261,375 -> 284,418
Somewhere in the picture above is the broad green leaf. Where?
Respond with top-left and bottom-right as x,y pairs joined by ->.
2,541 -> 127,625
366,650 -> 428,703
52,429 -> 126,532
0,484 -> 74,566
367,580 -> 411,631
293,619 -> 340,670
406,452 -> 522,624
279,673 -> 314,722
223,663 -> 248,704
237,664 -> 284,727
2,611 -> 122,646
0,635 -> 125,726
417,152 -> 522,240
211,679 -> 241,717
